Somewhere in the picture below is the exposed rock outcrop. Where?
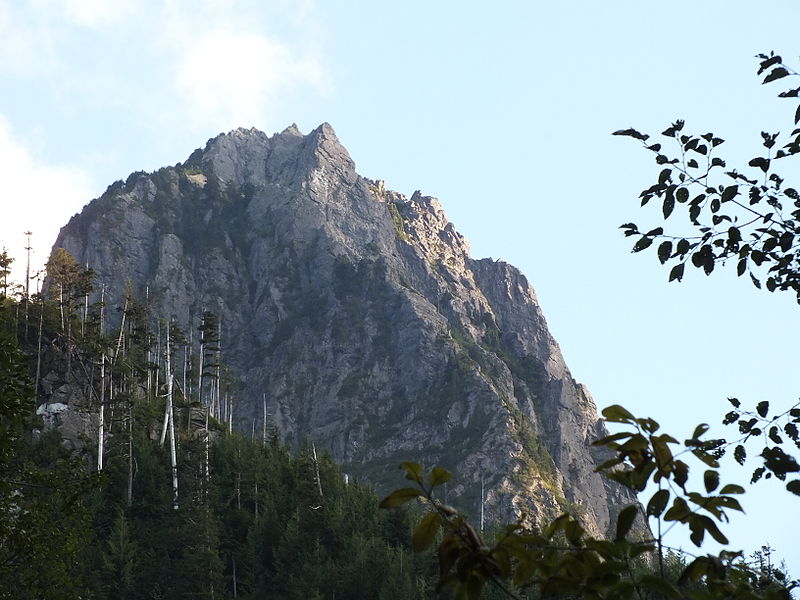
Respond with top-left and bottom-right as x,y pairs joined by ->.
52,123 -> 639,536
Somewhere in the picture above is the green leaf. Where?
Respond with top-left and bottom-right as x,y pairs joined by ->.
429,466 -> 452,487
615,504 -> 638,540
594,457 -> 624,471
664,497 -> 690,522
719,483 -> 745,495
646,489 -> 670,517
703,470 -> 720,493
593,431 -> 634,446
437,535 -> 461,577
412,511 -> 441,552
679,557 -> 711,584
602,405 -> 635,423
692,449 -> 719,468
464,574 -> 484,600
638,574 -> 681,599
691,423 -> 709,439
564,518 -> 585,546
379,487 -> 422,509
400,461 -> 424,484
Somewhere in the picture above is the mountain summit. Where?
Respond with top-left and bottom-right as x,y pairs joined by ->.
52,124 -> 637,535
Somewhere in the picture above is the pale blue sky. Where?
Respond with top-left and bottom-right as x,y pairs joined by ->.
1,0 -> 798,574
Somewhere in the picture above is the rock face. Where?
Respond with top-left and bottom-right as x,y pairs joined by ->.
53,123 -> 638,536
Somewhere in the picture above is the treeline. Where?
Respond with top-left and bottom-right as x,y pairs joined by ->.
0,247 -> 436,599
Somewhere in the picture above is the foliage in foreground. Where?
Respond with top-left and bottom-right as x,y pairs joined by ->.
382,402 -> 798,600
381,52 -> 800,600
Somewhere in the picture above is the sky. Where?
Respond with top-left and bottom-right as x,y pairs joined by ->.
1,0 -> 799,576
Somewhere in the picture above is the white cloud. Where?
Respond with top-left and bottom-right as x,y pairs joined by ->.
60,0 -> 141,28
173,28 -> 324,130
0,2 -> 60,75
0,117 -> 95,290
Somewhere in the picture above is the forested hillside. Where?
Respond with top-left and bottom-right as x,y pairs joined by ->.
0,251 -> 437,599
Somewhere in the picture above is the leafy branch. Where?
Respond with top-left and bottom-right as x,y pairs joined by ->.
615,52 -> 800,300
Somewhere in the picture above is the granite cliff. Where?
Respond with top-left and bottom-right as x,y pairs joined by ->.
51,123 -> 639,536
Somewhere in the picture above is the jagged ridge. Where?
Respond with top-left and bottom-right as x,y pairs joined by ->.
51,123 -> 639,536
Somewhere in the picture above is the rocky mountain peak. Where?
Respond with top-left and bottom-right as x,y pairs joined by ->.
49,124 -> 641,537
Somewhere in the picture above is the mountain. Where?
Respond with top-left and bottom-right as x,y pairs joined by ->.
51,123 -> 639,536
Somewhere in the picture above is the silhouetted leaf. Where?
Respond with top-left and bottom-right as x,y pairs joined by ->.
787,480 -> 800,495
749,157 -> 770,172
615,505 -> 638,540
761,446 -> 800,477
633,236 -> 653,253
719,483 -> 745,495
723,411 -> 739,425
703,470 -> 720,493
702,516 -> 728,544
669,263 -> 685,282
646,489 -> 670,517
721,185 -> 739,202
657,241 -> 672,264
757,401 -> 769,418
734,445 -> 746,465
758,54 -> 782,75
613,128 -> 649,141
662,195 -> 675,219
769,426 -> 783,444
764,67 -> 790,83
751,467 -> 765,483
